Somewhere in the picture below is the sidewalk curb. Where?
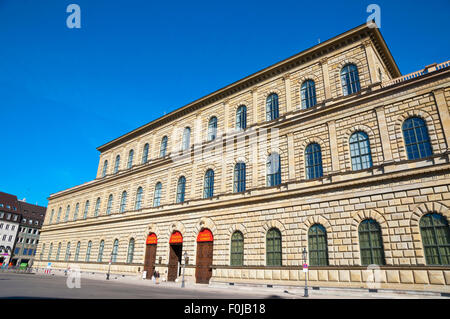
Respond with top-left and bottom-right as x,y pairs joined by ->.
23,269 -> 450,298
208,281 -> 450,298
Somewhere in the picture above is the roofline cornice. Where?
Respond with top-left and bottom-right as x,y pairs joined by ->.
96,22 -> 400,153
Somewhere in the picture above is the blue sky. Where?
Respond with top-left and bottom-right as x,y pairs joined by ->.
0,0 -> 449,206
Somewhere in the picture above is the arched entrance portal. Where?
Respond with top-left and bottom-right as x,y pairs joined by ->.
195,228 -> 214,284
143,233 -> 157,279
168,231 -> 183,282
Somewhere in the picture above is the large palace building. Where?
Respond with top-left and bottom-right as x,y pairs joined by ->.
34,23 -> 450,292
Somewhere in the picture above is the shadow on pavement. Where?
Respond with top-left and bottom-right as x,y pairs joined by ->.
1,296 -> 61,299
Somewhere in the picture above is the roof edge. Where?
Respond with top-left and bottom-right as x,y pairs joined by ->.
96,22 -> 396,153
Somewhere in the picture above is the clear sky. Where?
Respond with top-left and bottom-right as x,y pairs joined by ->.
0,0 -> 449,206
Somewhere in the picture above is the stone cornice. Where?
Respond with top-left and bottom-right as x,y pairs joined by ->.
41,156 -> 450,233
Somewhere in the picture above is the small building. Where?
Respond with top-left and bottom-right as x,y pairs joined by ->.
10,201 -> 47,267
0,192 -> 21,266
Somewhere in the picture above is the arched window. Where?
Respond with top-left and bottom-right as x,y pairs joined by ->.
83,200 -> 90,219
102,160 -> 108,177
349,131 -> 372,171
65,242 -> 71,261
308,224 -> 328,266
56,207 -> 62,223
236,105 -> 247,131
266,93 -> 279,121
142,143 -> 149,164
74,242 -> 80,261
233,162 -> 246,193
106,195 -> 113,215
208,117 -> 218,141
64,205 -> 70,222
127,149 -> 134,169
203,169 -> 214,198
114,155 -> 120,173
55,243 -> 61,261
359,219 -> 385,266
182,127 -> 191,151
48,243 -> 53,260
127,238 -> 135,264
305,143 -> 323,179
73,203 -> 79,221
119,191 -> 127,213
301,80 -> 317,109
40,243 -> 45,260
341,64 -> 361,96
112,239 -> 119,263
97,240 -> 105,262
176,176 -> 186,203
85,241 -> 92,262
160,136 -> 168,157
94,197 -> 101,217
135,187 -> 143,210
153,182 -> 162,207
230,231 -> 244,266
267,153 -> 281,186
266,228 -> 282,266
420,213 -> 450,265
49,209 -> 54,224
402,117 -> 432,160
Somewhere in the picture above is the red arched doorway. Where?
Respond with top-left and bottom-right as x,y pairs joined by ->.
143,233 -> 157,279
168,231 -> 183,281
195,228 -> 214,284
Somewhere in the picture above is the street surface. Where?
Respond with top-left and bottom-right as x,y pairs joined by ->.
0,272 -> 447,299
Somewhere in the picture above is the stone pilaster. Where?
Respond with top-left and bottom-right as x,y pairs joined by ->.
375,106 -> 393,161
432,88 -> 450,150
327,120 -> 340,172
283,74 -> 292,113
223,99 -> 229,133
287,133 -> 296,181
363,39 -> 378,84
251,88 -> 258,125
320,57 -> 331,100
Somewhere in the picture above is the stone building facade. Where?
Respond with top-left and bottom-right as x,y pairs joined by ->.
34,23 -> 450,292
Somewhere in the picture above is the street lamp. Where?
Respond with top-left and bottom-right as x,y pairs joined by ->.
65,252 -> 71,276
302,248 -> 309,297
181,251 -> 187,288
106,250 -> 113,280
